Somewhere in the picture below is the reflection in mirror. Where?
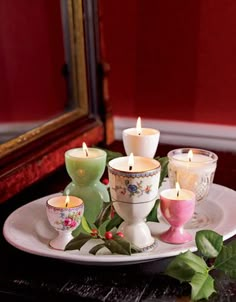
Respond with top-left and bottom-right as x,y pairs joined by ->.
0,0 -> 87,144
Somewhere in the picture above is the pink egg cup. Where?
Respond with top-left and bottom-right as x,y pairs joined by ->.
160,190 -> 195,244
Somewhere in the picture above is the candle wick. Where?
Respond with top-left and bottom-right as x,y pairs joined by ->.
177,190 -> 179,198
189,158 -> 191,162
85,150 -> 88,157
138,133 -> 141,136
129,166 -> 132,171
65,202 -> 68,208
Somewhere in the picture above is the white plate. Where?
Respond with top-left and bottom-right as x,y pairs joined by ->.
3,183 -> 236,265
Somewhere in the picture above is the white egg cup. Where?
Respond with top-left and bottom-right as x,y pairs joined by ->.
108,156 -> 160,251
123,128 -> 160,158
46,196 -> 84,250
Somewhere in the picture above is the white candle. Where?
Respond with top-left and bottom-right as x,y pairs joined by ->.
122,117 -> 160,158
47,196 -> 83,208
67,143 -> 104,159
109,155 -> 160,173
161,188 -> 195,201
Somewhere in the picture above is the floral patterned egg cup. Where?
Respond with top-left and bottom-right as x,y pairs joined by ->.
46,196 -> 84,250
108,156 -> 161,251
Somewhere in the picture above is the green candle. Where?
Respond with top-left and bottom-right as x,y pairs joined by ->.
64,145 -> 109,223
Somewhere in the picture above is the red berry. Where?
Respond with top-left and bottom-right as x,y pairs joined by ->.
105,231 -> 113,239
102,178 -> 109,185
116,232 -> 124,238
91,229 -> 98,237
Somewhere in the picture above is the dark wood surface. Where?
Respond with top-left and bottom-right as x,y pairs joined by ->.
1,142 -> 236,301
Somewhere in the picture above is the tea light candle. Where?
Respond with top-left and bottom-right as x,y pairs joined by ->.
46,195 -> 84,250
122,117 -> 160,158
64,143 -> 109,223
47,195 -> 82,208
65,143 -> 107,184
168,148 -> 218,202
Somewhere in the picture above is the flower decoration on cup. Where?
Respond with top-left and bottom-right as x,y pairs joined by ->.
123,117 -> 160,158
46,195 -> 84,250
108,153 -> 161,251
160,183 -> 195,244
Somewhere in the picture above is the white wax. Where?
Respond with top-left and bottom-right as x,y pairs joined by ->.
66,148 -> 104,159
109,156 -> 160,172
173,153 -> 213,164
123,128 -> 159,137
47,196 -> 83,208
161,188 -> 195,201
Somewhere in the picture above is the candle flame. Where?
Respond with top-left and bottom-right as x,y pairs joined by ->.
176,182 -> 181,198
128,153 -> 134,171
82,142 -> 89,157
136,117 -> 142,135
65,195 -> 70,208
188,150 -> 193,162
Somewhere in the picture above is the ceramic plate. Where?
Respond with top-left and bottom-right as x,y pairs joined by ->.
3,183 -> 236,265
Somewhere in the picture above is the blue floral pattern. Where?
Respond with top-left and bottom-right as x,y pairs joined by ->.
113,180 -> 152,197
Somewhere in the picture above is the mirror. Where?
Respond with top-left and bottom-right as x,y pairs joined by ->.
0,0 -> 112,202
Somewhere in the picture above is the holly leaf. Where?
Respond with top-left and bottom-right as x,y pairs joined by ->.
103,149 -> 123,165
103,235 -> 133,255
214,241 -> 236,277
165,251 -> 208,282
190,272 -> 216,301
98,220 -> 110,237
81,216 -> 92,234
89,243 -> 107,255
95,200 -> 112,227
155,156 -> 168,187
196,230 -> 223,258
146,199 -> 160,222
65,233 -> 91,251
106,213 -> 123,231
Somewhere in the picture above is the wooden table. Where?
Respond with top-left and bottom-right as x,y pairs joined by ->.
0,142 -> 235,301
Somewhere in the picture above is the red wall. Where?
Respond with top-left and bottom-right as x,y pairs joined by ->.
0,0 -> 66,122
101,0 -> 236,125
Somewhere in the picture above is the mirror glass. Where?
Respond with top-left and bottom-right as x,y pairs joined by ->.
0,1 -> 86,144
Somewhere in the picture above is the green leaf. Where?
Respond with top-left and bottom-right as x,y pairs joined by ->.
155,156 -> 169,187
190,272 -> 216,301
95,201 -> 112,227
196,230 -> 223,258
81,216 -> 92,234
106,213 -> 123,231
104,236 -> 132,255
214,241 -> 236,276
165,251 -> 208,282
146,199 -> 160,222
103,149 -> 123,165
89,243 -> 106,255
98,220 -> 110,237
65,233 -> 91,251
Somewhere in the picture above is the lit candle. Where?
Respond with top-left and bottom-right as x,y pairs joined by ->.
122,117 -> 160,158
108,155 -> 161,250
46,195 -> 84,250
64,143 -> 109,223
160,183 -> 195,244
47,195 -> 82,208
168,148 -> 218,202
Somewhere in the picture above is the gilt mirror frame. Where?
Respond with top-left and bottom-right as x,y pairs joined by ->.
0,0 -> 113,203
